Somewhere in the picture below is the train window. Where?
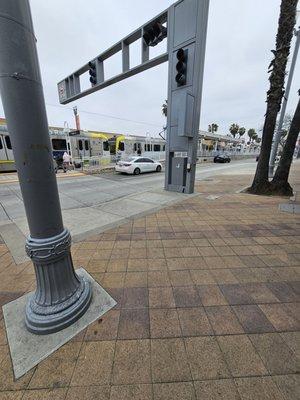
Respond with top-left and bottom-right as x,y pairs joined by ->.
118,141 -> 125,151
103,141 -> 109,151
52,138 -> 67,151
67,143 -> 70,151
163,145 -> 166,151
144,144 -> 147,151
78,140 -> 83,151
0,137 -> 3,149
154,144 -> 160,152
5,136 -> 12,149
85,140 -> 89,151
146,144 -> 151,151
134,143 -> 137,152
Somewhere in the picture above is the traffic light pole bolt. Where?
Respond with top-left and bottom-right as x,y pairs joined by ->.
0,0 -> 92,335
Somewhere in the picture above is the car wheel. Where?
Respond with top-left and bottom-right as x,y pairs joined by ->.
156,165 -> 162,172
134,168 -> 141,175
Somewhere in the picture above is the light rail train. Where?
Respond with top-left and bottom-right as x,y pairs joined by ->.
0,124 -> 165,172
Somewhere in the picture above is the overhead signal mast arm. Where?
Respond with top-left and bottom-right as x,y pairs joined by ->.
58,9 -> 168,105
58,0 -> 210,195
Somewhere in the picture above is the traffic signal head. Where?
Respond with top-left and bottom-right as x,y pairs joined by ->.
175,48 -> 188,86
89,61 -> 97,86
143,22 -> 167,47
143,29 -> 156,47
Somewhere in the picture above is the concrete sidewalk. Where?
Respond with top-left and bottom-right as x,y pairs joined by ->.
0,163 -> 299,399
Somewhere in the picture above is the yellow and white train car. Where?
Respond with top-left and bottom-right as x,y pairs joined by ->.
0,124 -> 15,172
0,119 -> 166,172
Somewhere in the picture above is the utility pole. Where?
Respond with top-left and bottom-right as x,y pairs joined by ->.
0,0 -> 91,334
269,25 -> 300,177
73,106 -> 81,132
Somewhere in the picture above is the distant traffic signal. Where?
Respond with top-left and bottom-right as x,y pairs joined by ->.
89,61 -> 97,86
143,22 -> 167,47
175,48 -> 188,86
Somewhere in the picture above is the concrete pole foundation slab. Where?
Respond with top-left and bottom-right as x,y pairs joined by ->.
2,268 -> 116,380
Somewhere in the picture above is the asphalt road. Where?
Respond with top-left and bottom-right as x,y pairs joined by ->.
0,158 -> 257,221
101,158 -> 257,182
0,158 -> 257,263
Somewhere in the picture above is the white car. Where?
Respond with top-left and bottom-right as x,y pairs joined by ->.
115,157 -> 162,175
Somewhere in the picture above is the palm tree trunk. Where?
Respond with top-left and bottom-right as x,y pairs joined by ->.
270,93 -> 300,196
248,0 -> 297,195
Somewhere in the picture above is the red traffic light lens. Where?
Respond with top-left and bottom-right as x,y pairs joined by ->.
177,48 -> 185,62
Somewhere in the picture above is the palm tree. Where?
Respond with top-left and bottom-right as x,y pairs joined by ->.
229,124 -> 239,138
248,128 -> 257,142
248,0 -> 298,194
162,100 -> 168,117
270,90 -> 300,195
208,123 -> 219,133
238,127 -> 246,138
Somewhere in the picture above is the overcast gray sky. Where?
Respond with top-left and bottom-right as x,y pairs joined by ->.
0,0 -> 299,138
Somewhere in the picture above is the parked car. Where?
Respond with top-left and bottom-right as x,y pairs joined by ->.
115,157 -> 162,175
213,154 -> 231,163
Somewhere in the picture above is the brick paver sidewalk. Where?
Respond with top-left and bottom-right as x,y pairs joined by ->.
0,163 -> 299,399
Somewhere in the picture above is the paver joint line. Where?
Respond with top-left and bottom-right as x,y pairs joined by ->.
0,160 -> 299,398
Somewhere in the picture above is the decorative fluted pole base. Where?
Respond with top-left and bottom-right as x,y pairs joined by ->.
25,229 -> 92,335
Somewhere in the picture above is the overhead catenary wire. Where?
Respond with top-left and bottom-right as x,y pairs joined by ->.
45,103 -> 162,128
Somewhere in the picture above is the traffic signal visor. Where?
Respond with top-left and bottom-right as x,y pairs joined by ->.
143,21 -> 167,47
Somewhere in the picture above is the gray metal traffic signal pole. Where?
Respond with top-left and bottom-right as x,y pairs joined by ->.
58,0 -> 210,194
269,26 -> 300,177
0,0 -> 91,334
165,0 -> 209,193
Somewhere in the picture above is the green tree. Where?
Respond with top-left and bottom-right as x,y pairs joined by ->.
248,128 -> 257,142
270,91 -> 300,195
255,137 -> 262,144
229,123 -> 239,138
248,0 -> 297,194
208,123 -> 219,133
238,127 -> 246,138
